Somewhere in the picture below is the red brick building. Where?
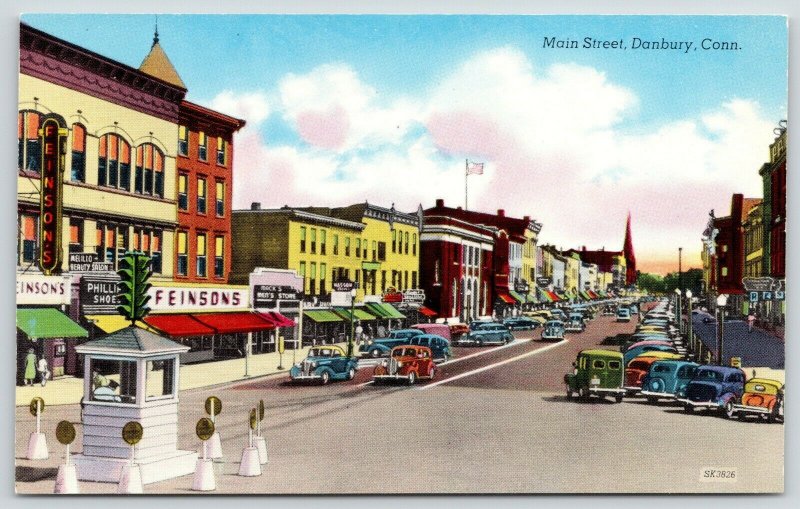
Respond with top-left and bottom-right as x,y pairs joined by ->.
760,125 -> 786,279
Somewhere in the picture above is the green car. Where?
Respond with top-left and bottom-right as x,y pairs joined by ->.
564,349 -> 625,403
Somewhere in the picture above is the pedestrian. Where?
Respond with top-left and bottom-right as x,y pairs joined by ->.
747,313 -> 756,333
355,321 -> 363,343
37,356 -> 50,387
23,348 -> 36,386
377,323 -> 387,338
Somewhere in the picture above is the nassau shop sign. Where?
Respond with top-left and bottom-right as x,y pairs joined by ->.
149,286 -> 249,312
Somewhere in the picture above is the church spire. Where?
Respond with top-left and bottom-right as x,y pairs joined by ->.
623,212 -> 637,285
138,19 -> 187,90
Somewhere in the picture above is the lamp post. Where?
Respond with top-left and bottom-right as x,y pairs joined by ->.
716,294 -> 728,366
674,288 -> 682,336
347,288 -> 357,358
685,289 -> 693,359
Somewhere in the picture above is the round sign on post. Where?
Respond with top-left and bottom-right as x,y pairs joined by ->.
205,396 -> 222,417
55,421 -> 76,445
249,408 -> 257,431
258,399 -> 265,421
196,418 -> 215,441
29,397 -> 45,416
121,421 -> 143,446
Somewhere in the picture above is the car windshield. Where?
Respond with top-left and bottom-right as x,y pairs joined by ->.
628,360 -> 650,371
309,348 -> 333,357
652,363 -> 674,373
392,348 -> 414,358
695,369 -> 723,382
745,382 -> 779,395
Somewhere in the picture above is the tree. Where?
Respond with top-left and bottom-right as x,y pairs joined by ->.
635,271 -> 666,294
117,250 -> 152,324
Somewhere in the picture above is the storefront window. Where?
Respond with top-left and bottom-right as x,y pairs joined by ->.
89,358 -> 137,404
18,110 -> 41,172
146,359 -> 176,400
71,124 -> 86,182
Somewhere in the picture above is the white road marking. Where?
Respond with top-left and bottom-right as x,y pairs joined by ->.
419,339 -> 569,390
439,337 -> 533,366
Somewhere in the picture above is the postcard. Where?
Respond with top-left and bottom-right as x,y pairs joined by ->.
14,13 -> 786,494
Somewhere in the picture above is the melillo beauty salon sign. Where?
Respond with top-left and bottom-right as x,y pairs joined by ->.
148,286 -> 249,312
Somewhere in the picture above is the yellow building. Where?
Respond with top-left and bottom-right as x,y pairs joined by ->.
521,221 -> 542,284
563,252 -> 581,299
231,203 -> 421,302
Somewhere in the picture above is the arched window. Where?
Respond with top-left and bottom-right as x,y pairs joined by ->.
98,134 -> 131,190
135,143 -> 165,198
18,110 -> 41,172
71,124 -> 86,182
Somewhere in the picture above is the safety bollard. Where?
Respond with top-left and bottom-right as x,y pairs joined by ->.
192,418 -> 216,491
118,422 -> 144,494
54,421 -> 79,494
27,398 -> 49,460
238,408 -> 262,477
255,399 -> 267,464
205,397 -> 224,460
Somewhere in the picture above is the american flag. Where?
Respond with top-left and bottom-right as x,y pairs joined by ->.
466,160 -> 484,175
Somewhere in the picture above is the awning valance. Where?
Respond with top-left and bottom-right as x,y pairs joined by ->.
508,290 -> 526,304
365,302 -> 406,320
417,306 -> 437,317
497,292 -> 516,304
17,308 -> 88,339
87,314 -> 159,335
192,312 -> 276,334
144,314 -> 216,337
304,310 -> 343,323
259,311 -> 295,328
333,308 -> 377,321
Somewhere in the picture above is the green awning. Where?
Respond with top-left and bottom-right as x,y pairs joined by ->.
508,290 -> 526,304
580,291 -> 591,300
527,292 -> 539,304
361,261 -> 381,270
304,310 -> 343,323
17,308 -> 88,339
365,302 -> 406,319
333,307 -> 377,321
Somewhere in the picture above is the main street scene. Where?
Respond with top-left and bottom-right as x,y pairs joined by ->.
14,15 -> 785,494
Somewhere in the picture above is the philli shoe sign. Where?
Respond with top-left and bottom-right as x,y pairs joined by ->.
38,114 -> 68,275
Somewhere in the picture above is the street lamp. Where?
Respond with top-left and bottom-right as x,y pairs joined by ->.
716,294 -> 728,366
674,288 -> 682,335
685,290 -> 693,358
347,288 -> 357,358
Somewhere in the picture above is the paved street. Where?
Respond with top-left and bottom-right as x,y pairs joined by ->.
691,312 -> 785,369
15,314 -> 783,494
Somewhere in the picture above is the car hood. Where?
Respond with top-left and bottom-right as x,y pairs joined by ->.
304,356 -> 337,362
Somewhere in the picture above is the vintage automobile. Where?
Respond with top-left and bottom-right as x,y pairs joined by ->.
602,305 -> 617,316
358,328 -> 424,358
640,360 -> 700,402
623,344 -> 679,365
469,320 -> 492,331
677,365 -> 746,415
565,314 -> 586,333
622,339 -> 674,353
412,323 -> 452,341
373,345 -> 435,384
730,378 -> 784,422
449,323 -> 470,337
407,334 -> 452,362
541,320 -> 566,341
564,349 -> 625,402
616,308 -> 632,322
550,309 -> 568,321
503,316 -> 540,331
462,323 -> 513,346
526,310 -> 553,321
290,345 -> 358,385
623,353 -> 683,394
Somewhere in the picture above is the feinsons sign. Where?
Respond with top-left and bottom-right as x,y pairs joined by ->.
38,114 -> 68,275
17,274 -> 72,305
149,286 -> 249,311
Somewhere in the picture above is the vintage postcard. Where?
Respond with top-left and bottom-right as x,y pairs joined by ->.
14,14 -> 786,494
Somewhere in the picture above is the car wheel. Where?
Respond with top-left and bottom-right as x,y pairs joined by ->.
724,400 -> 735,419
428,366 -> 436,380
683,404 -> 693,413
646,397 -> 657,404
566,388 -> 573,400
615,394 -> 623,403
407,371 -> 417,385
347,368 -> 355,380
578,387 -> 589,401
320,371 -> 330,385
477,339 -> 484,347
768,402 -> 780,423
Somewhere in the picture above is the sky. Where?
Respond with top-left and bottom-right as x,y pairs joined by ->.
21,14 -> 788,274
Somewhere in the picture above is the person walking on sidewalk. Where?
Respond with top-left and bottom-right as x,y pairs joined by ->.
23,348 -> 36,386
747,313 -> 756,333
37,357 -> 50,387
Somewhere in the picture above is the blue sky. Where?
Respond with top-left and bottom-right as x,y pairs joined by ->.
21,15 -> 788,273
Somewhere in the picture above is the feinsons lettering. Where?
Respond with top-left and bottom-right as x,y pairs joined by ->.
38,114 -> 67,275
151,287 -> 246,310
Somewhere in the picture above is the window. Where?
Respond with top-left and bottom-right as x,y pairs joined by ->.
392,230 -> 397,253
71,124 -> 86,182
404,271 -> 409,289
90,358 -> 137,404
310,228 -> 317,254
355,239 -> 361,258
216,136 -> 226,166
320,263 -> 327,294
372,240 -> 377,261
592,360 -> 606,369
404,232 -> 409,254
345,237 -> 351,257
333,234 -> 339,255
178,174 -> 188,211
177,231 -> 188,276
99,134 -> 131,191
608,361 -> 621,370
69,219 -> 83,253
18,110 -> 41,172
197,177 -> 207,214
721,267 -> 728,277
178,125 -> 189,156
116,227 -> 128,263
300,226 -> 307,253
198,131 -> 208,161
54,343 -> 66,357
320,230 -> 327,255
412,271 -> 417,289
215,181 -> 225,217
146,359 -> 176,400
96,223 -> 124,266
381,270 -> 387,292
412,233 -> 417,256
378,241 -> 386,261
299,262 -> 307,292
196,233 -> 207,277
19,214 -> 37,264
133,229 -> 162,274
215,236 -> 225,278
310,262 -> 317,295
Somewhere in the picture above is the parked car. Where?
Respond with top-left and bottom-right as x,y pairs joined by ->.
731,378 -> 784,422
622,339 -> 674,353
372,345 -> 435,385
551,309 -> 568,321
541,320 -> 565,341
407,334 -> 452,362
469,320 -> 493,331
602,306 -> 617,316
463,323 -> 513,346
640,360 -> 700,402
358,328 -> 424,358
503,316 -> 540,331
677,365 -> 746,415
290,345 -> 358,385
565,315 -> 586,333
623,353 -> 682,394
449,323 -> 470,337
411,323 -> 452,341
623,344 -> 679,365
616,308 -> 631,322
564,349 -> 625,402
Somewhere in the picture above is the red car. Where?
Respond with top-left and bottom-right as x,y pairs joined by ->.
373,345 -> 436,385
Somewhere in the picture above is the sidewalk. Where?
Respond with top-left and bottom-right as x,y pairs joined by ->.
15,344 -> 324,407
690,313 -> 785,369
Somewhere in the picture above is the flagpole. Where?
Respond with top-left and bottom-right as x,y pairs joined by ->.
465,159 -> 468,210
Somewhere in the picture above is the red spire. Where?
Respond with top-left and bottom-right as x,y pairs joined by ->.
623,212 -> 637,285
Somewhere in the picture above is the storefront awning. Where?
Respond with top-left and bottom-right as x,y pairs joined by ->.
144,314 -> 216,337
259,311 -> 295,328
192,312 -> 276,334
580,291 -> 591,300
333,307 -> 377,321
537,288 -> 553,303
365,302 -> 406,320
17,308 -> 88,339
508,290 -> 526,304
526,292 -> 538,304
588,290 -> 600,299
304,310 -> 343,323
417,306 -> 437,317
86,314 -> 160,335
497,292 -> 516,304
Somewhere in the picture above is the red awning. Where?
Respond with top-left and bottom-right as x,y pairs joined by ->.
588,290 -> 599,299
259,311 -> 295,328
547,291 -> 561,302
418,306 -> 437,317
497,292 -> 516,304
192,312 -> 276,334
144,314 -> 216,337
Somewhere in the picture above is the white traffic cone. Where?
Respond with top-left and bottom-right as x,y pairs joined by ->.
238,446 -> 261,476
254,436 -> 268,465
26,432 -> 49,460
117,463 -> 143,494
207,431 -> 223,461
54,464 -> 79,494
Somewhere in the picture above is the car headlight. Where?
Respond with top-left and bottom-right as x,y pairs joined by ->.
397,362 -> 403,368
311,361 -> 317,368
381,360 -> 388,367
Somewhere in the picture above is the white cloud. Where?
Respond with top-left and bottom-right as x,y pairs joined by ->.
209,90 -> 271,128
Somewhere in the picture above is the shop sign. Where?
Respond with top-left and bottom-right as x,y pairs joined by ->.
80,276 -> 121,313
253,285 -> 303,309
403,288 -> 425,305
382,286 -> 403,303
536,277 -> 550,287
16,274 -> 71,305
514,280 -> 530,293
38,115 -> 67,275
68,252 -> 114,273
149,286 -> 249,311
332,279 -> 357,292
742,277 -> 775,293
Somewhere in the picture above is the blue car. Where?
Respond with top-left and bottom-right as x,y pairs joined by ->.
290,345 -> 358,385
407,334 -> 452,362
677,365 -> 746,416
640,360 -> 699,402
502,317 -> 539,331
358,329 -> 424,358
463,323 -> 513,346
623,344 -> 679,365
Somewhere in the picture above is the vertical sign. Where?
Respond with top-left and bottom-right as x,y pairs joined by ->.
38,115 -> 67,275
